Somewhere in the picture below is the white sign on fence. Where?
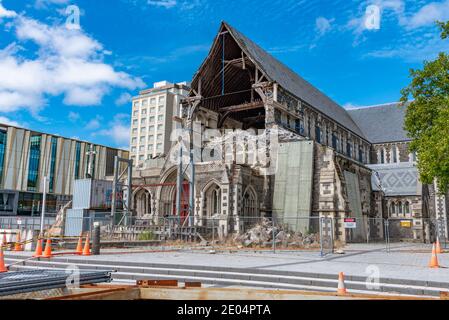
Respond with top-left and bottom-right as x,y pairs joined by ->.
344,218 -> 357,229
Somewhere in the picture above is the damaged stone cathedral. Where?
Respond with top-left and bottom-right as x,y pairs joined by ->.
130,22 -> 448,244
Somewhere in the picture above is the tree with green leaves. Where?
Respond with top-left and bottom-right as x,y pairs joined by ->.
400,21 -> 449,193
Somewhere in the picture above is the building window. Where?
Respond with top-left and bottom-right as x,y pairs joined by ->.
0,130 -> 6,184
74,141 -> 81,180
133,110 -> 138,117
48,137 -> 58,193
105,148 -> 117,176
131,138 -> 137,145
295,119 -> 301,134
142,99 -> 148,107
27,135 -> 42,191
150,98 -> 156,105
159,96 -> 165,105
398,201 -> 403,214
274,110 -> 282,123
158,105 -> 164,112
131,147 -> 136,153
157,134 -> 163,141
149,116 -> 155,123
132,119 -> 138,126
85,145 -> 96,179
380,148 -> 385,164
141,109 -> 147,115
315,126 -> 322,143
158,115 -> 164,122
141,118 -> 146,125
405,201 -> 410,214
133,101 -> 139,108
392,146 -> 398,163
358,148 -> 364,163
346,142 -> 352,158
148,145 -> 153,151
150,107 -> 156,114
390,203 -> 396,215
157,125 -> 163,131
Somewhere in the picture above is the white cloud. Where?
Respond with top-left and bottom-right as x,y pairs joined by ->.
115,92 -> 132,106
0,6 -> 145,115
94,114 -> 130,146
366,32 -> 449,62
34,0 -> 70,9
0,2 -> 16,18
143,0 -> 202,10
147,0 -> 177,9
407,0 -> 449,29
346,0 -> 405,37
84,115 -> 103,130
0,116 -> 22,127
315,17 -> 333,36
63,86 -> 108,106
68,111 -> 80,122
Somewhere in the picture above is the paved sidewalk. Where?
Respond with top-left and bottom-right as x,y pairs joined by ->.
7,242 -> 449,284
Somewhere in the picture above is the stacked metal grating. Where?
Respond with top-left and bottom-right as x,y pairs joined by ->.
0,269 -> 113,297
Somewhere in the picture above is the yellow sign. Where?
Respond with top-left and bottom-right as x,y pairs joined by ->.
400,221 -> 412,228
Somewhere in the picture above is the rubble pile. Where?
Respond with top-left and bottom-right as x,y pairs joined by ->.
233,218 -> 319,248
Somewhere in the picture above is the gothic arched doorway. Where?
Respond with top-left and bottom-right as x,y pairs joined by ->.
133,189 -> 152,218
159,168 -> 190,222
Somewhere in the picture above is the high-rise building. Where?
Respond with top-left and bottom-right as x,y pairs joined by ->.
0,124 -> 129,216
129,81 -> 190,165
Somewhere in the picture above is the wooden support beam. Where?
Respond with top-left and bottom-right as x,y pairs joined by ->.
220,101 -> 264,113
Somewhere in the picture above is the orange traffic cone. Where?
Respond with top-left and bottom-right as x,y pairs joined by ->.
429,243 -> 440,268
75,233 -> 84,255
337,272 -> 347,295
436,238 -> 443,254
42,239 -> 53,258
14,230 -> 23,252
1,233 -> 5,248
33,238 -> 43,258
0,248 -> 7,273
82,233 -> 91,256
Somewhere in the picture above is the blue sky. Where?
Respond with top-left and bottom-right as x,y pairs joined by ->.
0,0 -> 448,149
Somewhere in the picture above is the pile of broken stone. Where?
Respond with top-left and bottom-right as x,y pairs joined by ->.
233,218 -> 319,248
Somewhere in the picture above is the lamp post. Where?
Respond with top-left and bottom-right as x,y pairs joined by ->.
40,176 -> 48,237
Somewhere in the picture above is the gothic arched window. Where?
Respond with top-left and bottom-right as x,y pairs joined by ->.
242,187 -> 257,218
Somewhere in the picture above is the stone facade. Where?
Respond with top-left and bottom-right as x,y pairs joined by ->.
129,22 -> 447,244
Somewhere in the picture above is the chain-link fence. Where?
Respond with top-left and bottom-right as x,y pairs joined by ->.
61,213 -> 449,254
64,213 -> 112,237
100,215 -> 336,256
0,216 -> 55,231
384,218 -> 448,249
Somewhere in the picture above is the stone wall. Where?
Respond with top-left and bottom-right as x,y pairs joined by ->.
312,142 -> 374,243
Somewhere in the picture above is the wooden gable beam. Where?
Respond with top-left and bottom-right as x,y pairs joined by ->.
220,101 -> 264,113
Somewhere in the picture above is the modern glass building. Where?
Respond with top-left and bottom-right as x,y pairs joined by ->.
0,123 -> 129,216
